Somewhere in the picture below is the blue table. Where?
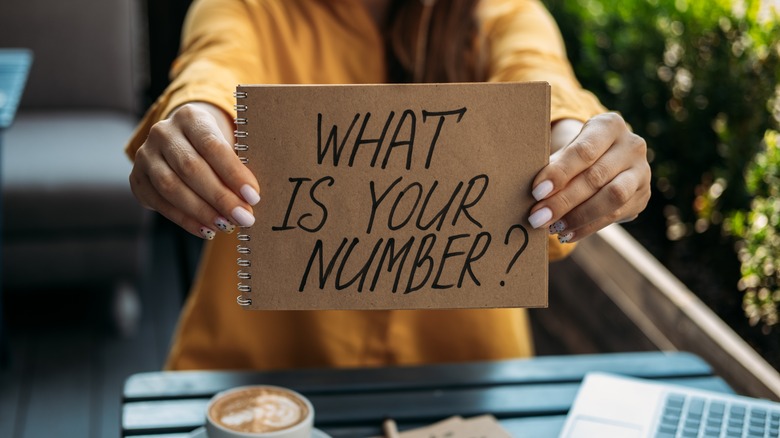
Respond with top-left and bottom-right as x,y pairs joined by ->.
121,351 -> 733,437
0,49 -> 32,365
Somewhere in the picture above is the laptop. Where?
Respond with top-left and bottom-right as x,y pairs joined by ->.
559,372 -> 780,438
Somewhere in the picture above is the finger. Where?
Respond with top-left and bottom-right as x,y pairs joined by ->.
528,139 -> 636,230
557,212 -> 621,244
175,105 -> 261,205
555,169 -> 650,242
532,113 -> 625,201
135,122 -> 244,233
145,157 -> 229,232
159,128 -> 254,229
131,171 -> 219,240
556,140 -> 650,232
161,107 -> 254,228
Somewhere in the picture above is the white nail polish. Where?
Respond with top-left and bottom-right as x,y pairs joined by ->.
215,217 -> 236,234
232,206 -> 255,227
528,207 -> 553,229
532,180 -> 554,201
200,227 -> 216,240
549,220 -> 566,234
558,232 -> 574,244
240,184 -> 261,206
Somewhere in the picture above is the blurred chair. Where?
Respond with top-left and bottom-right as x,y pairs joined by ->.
0,0 -> 146,334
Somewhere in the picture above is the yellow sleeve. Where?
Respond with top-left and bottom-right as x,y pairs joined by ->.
479,0 -> 606,123
479,0 -> 602,259
125,0 -> 263,160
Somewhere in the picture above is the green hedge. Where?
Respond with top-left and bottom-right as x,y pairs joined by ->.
727,130 -> 780,329
541,0 -> 780,328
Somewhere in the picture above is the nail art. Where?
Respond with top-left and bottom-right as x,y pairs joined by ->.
549,220 -> 566,234
200,227 -> 216,240
215,217 -> 236,234
558,232 -> 574,244
528,207 -> 553,229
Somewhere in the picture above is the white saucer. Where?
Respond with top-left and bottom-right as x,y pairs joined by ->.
188,426 -> 330,438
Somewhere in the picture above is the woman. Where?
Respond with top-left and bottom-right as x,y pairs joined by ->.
127,0 -> 650,370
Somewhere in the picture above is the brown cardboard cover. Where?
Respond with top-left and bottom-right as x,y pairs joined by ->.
235,82 -> 549,310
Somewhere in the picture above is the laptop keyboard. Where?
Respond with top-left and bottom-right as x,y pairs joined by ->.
655,392 -> 780,438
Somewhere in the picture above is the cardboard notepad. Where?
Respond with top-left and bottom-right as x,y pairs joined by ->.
233,82 -> 549,310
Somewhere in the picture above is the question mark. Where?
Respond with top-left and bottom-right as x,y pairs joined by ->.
500,224 -> 529,287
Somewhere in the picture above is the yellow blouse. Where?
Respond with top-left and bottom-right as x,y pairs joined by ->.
126,0 -> 605,371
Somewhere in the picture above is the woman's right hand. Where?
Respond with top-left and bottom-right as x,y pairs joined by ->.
129,102 -> 261,240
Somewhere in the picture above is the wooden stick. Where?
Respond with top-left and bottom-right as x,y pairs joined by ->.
383,418 -> 400,438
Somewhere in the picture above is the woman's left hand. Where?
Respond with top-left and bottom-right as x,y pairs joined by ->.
527,113 -> 651,243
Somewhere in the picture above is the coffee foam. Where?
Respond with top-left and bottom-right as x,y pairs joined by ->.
209,387 -> 309,433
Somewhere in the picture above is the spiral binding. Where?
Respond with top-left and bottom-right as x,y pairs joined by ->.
234,90 -> 252,307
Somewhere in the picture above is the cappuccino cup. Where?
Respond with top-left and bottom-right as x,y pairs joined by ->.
205,385 -> 314,438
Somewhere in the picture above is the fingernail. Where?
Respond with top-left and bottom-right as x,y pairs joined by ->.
532,180 -> 554,201
549,220 -> 566,234
528,207 -> 553,229
200,226 -> 216,240
215,217 -> 236,234
241,184 -> 261,206
232,206 -> 255,227
558,232 -> 574,244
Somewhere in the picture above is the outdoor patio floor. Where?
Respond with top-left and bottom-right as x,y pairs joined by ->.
0,222 -> 184,438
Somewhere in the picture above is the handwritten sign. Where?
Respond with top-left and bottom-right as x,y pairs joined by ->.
235,82 -> 549,310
